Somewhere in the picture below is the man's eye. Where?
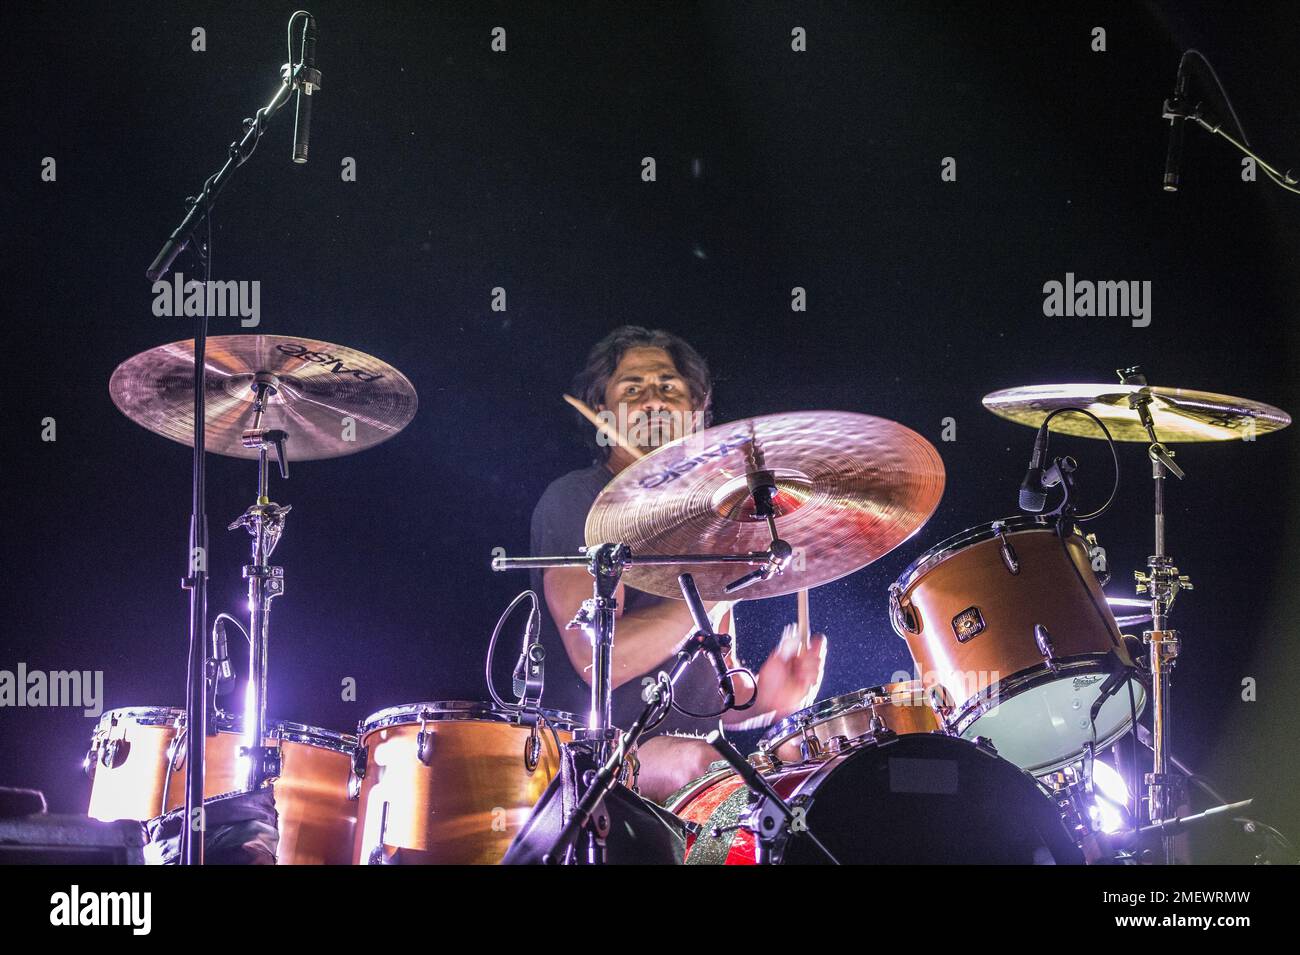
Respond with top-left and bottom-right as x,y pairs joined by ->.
624,386 -> 640,397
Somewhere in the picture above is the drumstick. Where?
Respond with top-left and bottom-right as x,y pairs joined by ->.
562,393 -> 644,459
797,588 -> 811,647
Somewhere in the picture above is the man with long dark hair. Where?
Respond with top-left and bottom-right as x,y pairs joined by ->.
531,326 -> 826,802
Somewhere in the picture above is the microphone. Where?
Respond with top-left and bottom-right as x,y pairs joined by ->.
512,604 -> 544,706
211,618 -> 235,697
1162,62 -> 1189,192
678,572 -> 713,634
678,573 -> 736,705
1018,421 -> 1050,512
292,16 -> 320,164
1088,650 -> 1134,728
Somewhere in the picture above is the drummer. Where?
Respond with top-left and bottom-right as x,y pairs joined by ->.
530,326 -> 827,802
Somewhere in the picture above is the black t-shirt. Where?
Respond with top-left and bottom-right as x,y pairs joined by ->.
529,461 -> 729,737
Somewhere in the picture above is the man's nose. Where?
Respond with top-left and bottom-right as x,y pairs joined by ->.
639,390 -> 670,412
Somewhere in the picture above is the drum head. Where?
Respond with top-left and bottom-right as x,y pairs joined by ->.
960,672 -> 1147,773
781,734 -> 1081,864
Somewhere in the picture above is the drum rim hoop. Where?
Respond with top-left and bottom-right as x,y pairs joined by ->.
92,706 -> 357,750
357,699 -> 583,736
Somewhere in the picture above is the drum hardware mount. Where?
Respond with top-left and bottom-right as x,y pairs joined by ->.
415,710 -> 434,765
867,699 -> 886,734
366,801 -> 393,865
751,747 -> 778,773
992,521 -> 1020,574
161,717 -> 190,824
1085,532 -> 1110,585
1034,624 -> 1060,674
704,728 -> 840,865
888,583 -> 919,634
98,738 -> 126,771
927,687 -> 954,730
523,720 -> 542,773
1119,365 -> 1194,862
239,744 -> 283,784
346,745 -> 366,801
827,734 -> 855,754
798,721 -> 821,761
539,572 -> 752,864
228,376 -> 293,794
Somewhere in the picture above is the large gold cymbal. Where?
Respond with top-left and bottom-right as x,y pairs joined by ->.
584,411 -> 946,600
982,383 -> 1291,442
109,335 -> 418,460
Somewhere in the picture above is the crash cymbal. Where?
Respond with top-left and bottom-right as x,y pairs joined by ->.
584,411 -> 946,600
109,335 -> 418,460
982,383 -> 1291,442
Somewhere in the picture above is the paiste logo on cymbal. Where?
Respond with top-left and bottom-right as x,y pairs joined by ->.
275,341 -> 387,382
634,433 -> 753,489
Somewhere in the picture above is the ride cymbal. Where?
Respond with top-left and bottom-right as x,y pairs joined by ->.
109,335 -> 418,460
982,383 -> 1291,442
584,411 -> 946,600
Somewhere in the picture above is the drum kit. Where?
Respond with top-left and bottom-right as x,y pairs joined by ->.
85,335 -> 1292,865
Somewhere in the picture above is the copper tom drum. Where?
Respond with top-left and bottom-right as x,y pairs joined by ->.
350,701 -> 579,864
889,517 -> 1146,773
758,681 -> 938,763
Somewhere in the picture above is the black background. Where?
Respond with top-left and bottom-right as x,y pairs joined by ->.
2,1 -> 1297,863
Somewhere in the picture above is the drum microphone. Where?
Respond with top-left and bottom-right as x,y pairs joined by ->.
512,603 -> 545,707
1018,422 -> 1051,512
678,573 -> 736,705
1162,60 -> 1189,192
1088,649 -> 1136,728
211,618 -> 235,696
291,15 -> 320,164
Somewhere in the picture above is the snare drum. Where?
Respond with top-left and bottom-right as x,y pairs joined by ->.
889,517 -> 1146,773
350,701 -> 579,864
668,733 -> 1081,864
86,706 -> 357,864
758,681 -> 938,763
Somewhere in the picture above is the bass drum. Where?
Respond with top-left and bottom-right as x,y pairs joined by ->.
667,733 -> 1082,865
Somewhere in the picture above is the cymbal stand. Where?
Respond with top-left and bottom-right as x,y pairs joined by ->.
227,373 -> 291,792
1119,367 -> 1194,864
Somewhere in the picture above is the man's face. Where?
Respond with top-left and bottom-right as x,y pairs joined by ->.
599,346 -> 699,452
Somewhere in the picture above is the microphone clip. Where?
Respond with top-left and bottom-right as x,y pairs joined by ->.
290,61 -> 322,96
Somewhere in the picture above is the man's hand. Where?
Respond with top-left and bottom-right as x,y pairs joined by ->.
728,624 -> 827,728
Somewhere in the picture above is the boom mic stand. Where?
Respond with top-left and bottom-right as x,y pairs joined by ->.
143,15 -> 318,864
